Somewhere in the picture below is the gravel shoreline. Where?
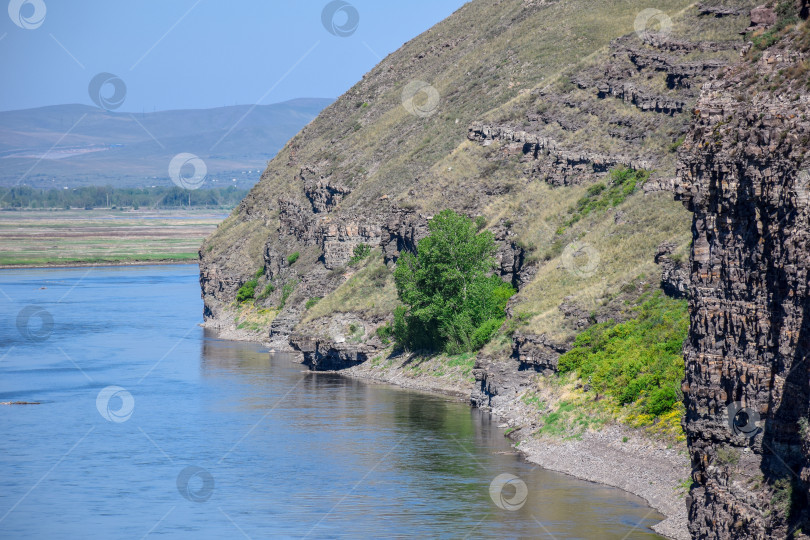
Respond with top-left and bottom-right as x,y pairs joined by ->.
518,427 -> 690,540
204,324 -> 690,539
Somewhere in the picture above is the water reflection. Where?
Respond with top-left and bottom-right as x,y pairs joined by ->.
199,334 -> 665,539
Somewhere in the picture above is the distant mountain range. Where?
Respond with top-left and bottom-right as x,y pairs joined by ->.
0,98 -> 333,189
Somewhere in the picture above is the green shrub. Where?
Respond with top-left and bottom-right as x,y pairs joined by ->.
715,446 -> 740,466
561,167 -> 650,230
305,297 -> 321,310
254,267 -> 265,278
471,318 -> 503,350
236,279 -> 258,303
376,323 -> 393,345
279,280 -> 297,309
287,252 -> 300,265
557,292 -> 687,418
393,209 -> 515,353
257,282 -> 275,300
771,477 -> 796,519
749,2 -> 798,52
349,244 -> 371,265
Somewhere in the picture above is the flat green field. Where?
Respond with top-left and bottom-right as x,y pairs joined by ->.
0,209 -> 226,267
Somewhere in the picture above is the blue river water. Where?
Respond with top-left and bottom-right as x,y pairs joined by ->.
0,264 -> 665,538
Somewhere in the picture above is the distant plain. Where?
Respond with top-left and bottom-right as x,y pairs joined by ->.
0,209 -> 223,267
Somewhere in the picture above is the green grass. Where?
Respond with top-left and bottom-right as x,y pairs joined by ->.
376,323 -> 393,345
257,282 -> 275,300
536,400 -> 608,440
0,208 -> 222,267
748,1 -> 800,52
522,392 -> 545,410
279,279 -> 298,309
287,252 -> 300,265
301,250 -> 397,323
557,291 -> 688,418
305,297 -> 321,310
231,302 -> 279,334
771,477 -> 796,519
559,167 -> 650,232
444,351 -> 476,376
715,446 -> 740,466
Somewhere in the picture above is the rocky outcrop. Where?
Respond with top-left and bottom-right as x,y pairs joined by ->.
380,209 -> 429,265
316,218 -> 383,269
590,78 -> 686,115
747,5 -> 777,31
468,122 -> 651,186
471,355 -> 538,409
199,262 -> 239,320
297,167 -> 351,214
655,241 -> 689,299
698,3 -> 745,17
493,225 -> 537,290
511,331 -> 566,372
467,15 -> 746,188
575,33 -> 741,114
289,333 -> 377,371
279,198 -> 316,244
675,36 -> 810,539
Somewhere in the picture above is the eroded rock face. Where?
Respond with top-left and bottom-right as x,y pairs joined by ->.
471,355 -> 537,409
468,122 -> 650,186
467,25 -> 742,188
655,241 -> 689,299
511,332 -> 566,373
317,218 -> 383,269
289,333 -> 372,370
297,167 -> 351,213
199,261 -> 241,320
676,45 -> 810,538
493,225 -> 537,290
279,198 -> 316,245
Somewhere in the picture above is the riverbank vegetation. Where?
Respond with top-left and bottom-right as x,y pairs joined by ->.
526,292 -> 689,441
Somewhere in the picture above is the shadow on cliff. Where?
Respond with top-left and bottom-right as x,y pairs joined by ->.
759,240 -> 810,536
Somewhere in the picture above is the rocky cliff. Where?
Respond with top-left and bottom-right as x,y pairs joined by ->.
675,3 -> 810,537
200,0 -> 753,364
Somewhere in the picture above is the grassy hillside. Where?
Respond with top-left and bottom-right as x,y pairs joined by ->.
201,0 -> 755,388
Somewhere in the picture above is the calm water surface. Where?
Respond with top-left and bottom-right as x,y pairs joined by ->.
0,265 -> 665,538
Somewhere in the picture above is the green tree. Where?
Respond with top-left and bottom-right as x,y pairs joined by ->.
393,209 -> 514,353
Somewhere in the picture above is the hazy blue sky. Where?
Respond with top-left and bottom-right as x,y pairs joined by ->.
1,0 -> 468,112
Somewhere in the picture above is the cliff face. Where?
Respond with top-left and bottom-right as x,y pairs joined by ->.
676,9 -> 810,537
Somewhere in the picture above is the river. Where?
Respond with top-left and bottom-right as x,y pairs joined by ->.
0,264 -> 665,538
